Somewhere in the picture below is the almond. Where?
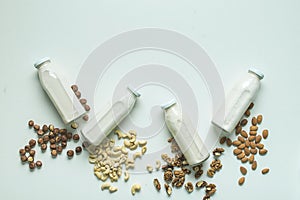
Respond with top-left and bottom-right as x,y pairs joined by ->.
250,126 -> 258,131
233,140 -> 241,146
237,152 -> 245,159
235,125 -> 242,135
245,140 -> 250,147
240,166 -> 247,175
250,148 -> 257,154
261,168 -> 270,174
238,143 -> 246,150
250,142 -> 256,149
240,130 -> 248,138
255,135 -> 262,143
259,149 -> 268,155
238,177 -> 245,185
251,161 -> 257,170
241,157 -> 248,163
249,155 -> 254,163
233,149 -> 242,155
226,138 -> 232,146
244,148 -> 250,156
219,136 -> 226,144
248,136 -> 256,141
240,119 -> 248,126
244,109 -> 251,117
249,131 -> 257,136
251,117 -> 258,126
256,143 -> 264,149
238,136 -> 245,143
257,114 -> 263,124
262,130 -> 269,139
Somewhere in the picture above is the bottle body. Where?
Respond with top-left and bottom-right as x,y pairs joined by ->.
212,69 -> 264,133
35,58 -> 86,124
163,101 -> 210,165
81,87 -> 140,152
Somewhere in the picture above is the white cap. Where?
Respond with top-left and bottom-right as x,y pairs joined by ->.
34,57 -> 51,69
248,68 -> 264,80
127,86 -> 141,97
161,99 -> 177,110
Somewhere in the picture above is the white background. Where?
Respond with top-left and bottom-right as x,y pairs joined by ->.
0,0 -> 299,200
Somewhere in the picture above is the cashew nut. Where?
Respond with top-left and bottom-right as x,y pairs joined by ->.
115,129 -> 125,139
155,160 -> 161,170
124,171 -> 130,182
133,152 -> 142,160
131,184 -> 141,195
146,165 -> 153,173
141,146 -> 147,155
109,186 -> 118,193
138,140 -> 147,147
101,182 -> 111,190
126,163 -> 135,169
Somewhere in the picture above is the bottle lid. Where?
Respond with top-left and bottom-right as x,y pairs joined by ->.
127,86 -> 141,97
161,99 -> 177,110
248,68 -> 264,80
34,57 -> 51,69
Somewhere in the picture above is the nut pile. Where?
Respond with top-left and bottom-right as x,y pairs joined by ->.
18,120 -> 83,170
71,84 -> 90,121
90,129 -> 147,194
219,102 -> 270,185
153,138 -> 218,199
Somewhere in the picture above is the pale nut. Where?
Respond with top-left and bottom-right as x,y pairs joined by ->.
155,160 -> 161,170
138,140 -> 147,147
131,184 -> 141,195
146,165 -> 153,173
101,182 -> 111,190
109,186 -> 118,193
141,146 -> 147,155
124,171 -> 130,182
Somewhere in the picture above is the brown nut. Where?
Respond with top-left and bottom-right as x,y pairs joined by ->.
259,149 -> 268,155
240,119 -> 248,126
262,129 -> 269,139
251,117 -> 258,126
29,162 -> 36,170
233,148 -> 242,155
67,150 -> 74,158
250,126 -> 258,131
19,149 -> 26,156
36,160 -> 42,168
29,139 -> 36,147
257,114 -> 263,124
219,136 -> 226,144
251,161 -> 257,170
255,135 -> 262,143
240,166 -> 247,175
51,150 -> 58,157
249,154 -> 255,163
238,177 -> 245,185
233,140 -> 241,146
238,136 -> 245,143
153,178 -> 161,191
41,143 -> 47,151
248,102 -> 254,109
262,168 -> 270,174
240,130 -> 248,138
72,134 -> 80,141
236,125 -> 242,135
28,120 -> 34,127
244,109 -> 251,117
